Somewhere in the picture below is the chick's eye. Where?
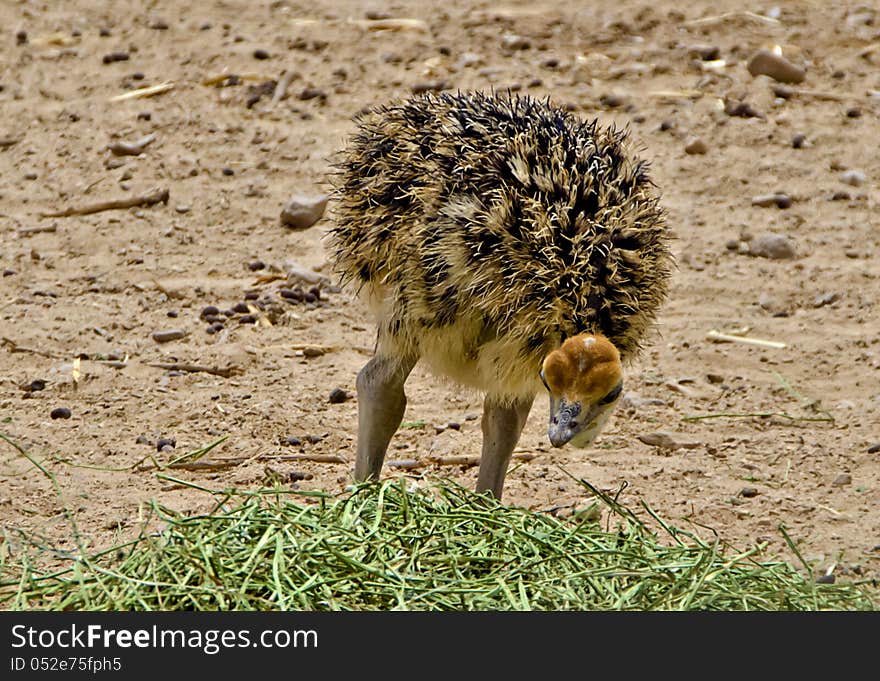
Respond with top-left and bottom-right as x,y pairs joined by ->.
599,381 -> 623,405
540,369 -> 550,392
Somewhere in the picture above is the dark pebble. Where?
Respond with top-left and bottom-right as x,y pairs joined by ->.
2,269 -> 16,276
206,321 -> 225,334
26,379 -> 46,392
137,111 -> 152,121
239,314 -> 257,324
299,87 -> 326,100
232,301 -> 251,313
166,310 -> 178,318
308,285 -> 321,301
16,30 -> 28,45
740,487 -> 759,498
247,260 -> 265,271
135,434 -> 150,445
791,133 -> 806,149
281,436 -> 302,446
305,434 -> 322,444
50,407 -> 71,420
149,19 -> 170,30
99,28 -> 111,37
447,422 -> 461,431
243,291 -> 259,301
816,574 -> 835,584
831,191 -> 851,201
867,443 -> 880,454
724,100 -> 761,118
151,329 -> 187,343
223,309 -> 236,317
200,305 -> 220,319
156,437 -> 176,451
102,51 -> 130,64
221,167 -> 234,176
846,107 -> 861,118
304,292 -> 317,304
253,48 -> 270,60
329,388 -> 350,404
131,71 -> 145,80
599,93 -> 624,108
280,288 -> 304,301
289,471 -> 311,482
199,22 -> 212,30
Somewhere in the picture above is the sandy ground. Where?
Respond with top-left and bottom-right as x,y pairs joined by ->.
1,0 -> 878,595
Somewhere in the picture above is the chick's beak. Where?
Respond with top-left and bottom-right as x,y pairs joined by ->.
547,396 -> 616,449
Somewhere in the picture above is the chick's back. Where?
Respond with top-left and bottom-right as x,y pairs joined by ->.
330,92 -> 671,400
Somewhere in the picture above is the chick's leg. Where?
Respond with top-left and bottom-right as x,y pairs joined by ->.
476,395 -> 534,499
353,353 -> 417,483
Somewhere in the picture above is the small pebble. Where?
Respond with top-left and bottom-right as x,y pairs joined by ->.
200,305 -> 220,319
813,292 -> 840,308
501,34 -> 530,50
99,28 -> 111,37
166,310 -> 178,318
247,260 -> 265,271
280,194 -> 329,230
148,18 -> 170,30
748,233 -> 796,260
206,321 -> 225,334
746,49 -> 805,84
867,443 -> 880,454
26,379 -> 47,392
832,473 -> 852,486
305,434 -> 322,444
724,99 -> 761,118
135,435 -> 150,445
845,107 -> 861,118
156,437 -> 176,451
2,269 -> 15,276
238,314 -> 257,324
102,51 -> 130,64
839,170 -> 865,187
816,574 -> 836,584
791,133 -> 806,149
16,30 -> 28,45
253,48 -> 270,60
329,388 -> 350,404
299,87 -> 326,100
659,119 -> 675,132
831,190 -> 851,201
684,137 -> 708,155
447,422 -> 461,431
706,373 -> 724,384
232,301 -> 251,313
280,288 -> 304,302
688,44 -> 720,61
751,193 -> 792,209
740,487 -> 759,498
151,329 -> 187,343
50,407 -> 72,420
221,167 -> 234,176
281,436 -> 302,446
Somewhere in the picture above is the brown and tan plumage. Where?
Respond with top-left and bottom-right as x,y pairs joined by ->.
329,91 -> 672,499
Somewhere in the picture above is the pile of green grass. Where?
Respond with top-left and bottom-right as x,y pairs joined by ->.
2,477 -> 875,611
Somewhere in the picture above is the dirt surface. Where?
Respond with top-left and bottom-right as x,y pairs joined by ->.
1,0 -> 878,594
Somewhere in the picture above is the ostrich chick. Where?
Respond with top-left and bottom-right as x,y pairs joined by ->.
330,92 -> 671,499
